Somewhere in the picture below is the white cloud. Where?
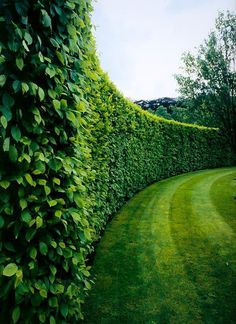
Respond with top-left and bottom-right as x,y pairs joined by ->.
92,0 -> 235,100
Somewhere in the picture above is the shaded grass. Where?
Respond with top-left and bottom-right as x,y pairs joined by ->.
83,168 -> 236,323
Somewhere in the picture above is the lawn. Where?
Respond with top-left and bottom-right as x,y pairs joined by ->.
83,168 -> 236,323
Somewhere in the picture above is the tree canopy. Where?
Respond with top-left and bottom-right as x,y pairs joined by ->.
175,11 -> 236,146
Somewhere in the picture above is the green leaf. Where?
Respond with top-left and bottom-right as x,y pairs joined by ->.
4,242 -> 16,252
71,211 -> 80,224
56,51 -> 64,64
55,284 -> 64,294
11,126 -> 21,141
8,40 -> 19,52
48,89 -> 56,99
12,306 -> 20,323
3,93 -> 14,107
3,137 -> 10,152
34,114 -> 42,124
0,216 -> 5,229
59,242 -> 65,249
49,297 -> 58,308
38,87 -> 45,101
36,216 -> 43,229
39,289 -> 47,298
38,179 -> 47,186
45,67 -> 56,78
0,103 -> 12,121
84,229 -> 91,241
50,38 -> 59,48
44,185 -> 51,196
67,25 -> 77,37
16,269 -> 22,280
24,32 -> 33,45
33,161 -> 45,174
73,193 -> 84,208
85,280 -> 91,290
52,99 -> 60,110
29,219 -> 36,227
19,199 -> 27,210
55,210 -> 62,218
39,242 -> 48,255
61,99 -> 67,109
20,153 -> 31,163
0,74 -> 6,87
25,228 -> 36,242
16,58 -> 24,71
0,115 -> 7,129
50,241 -> 57,248
39,314 -> 46,323
15,2 -> 28,16
25,173 -> 36,187
21,210 -> 32,223
15,269 -> 23,288
9,146 -> 18,162
49,265 -> 57,275
13,80 -> 21,93
3,263 -> 18,277
29,82 -> 38,96
22,82 -> 29,94
60,304 -> 68,318
53,177 -> 61,185
49,316 -> 56,324
48,200 -> 57,207
0,56 -> 6,64
22,40 -> 29,52
0,180 -> 10,189
41,9 -> 52,28
29,247 -> 37,259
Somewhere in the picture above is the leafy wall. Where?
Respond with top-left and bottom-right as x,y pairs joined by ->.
0,0 -> 234,323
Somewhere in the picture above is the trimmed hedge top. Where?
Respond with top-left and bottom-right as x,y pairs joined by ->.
0,0 -> 234,323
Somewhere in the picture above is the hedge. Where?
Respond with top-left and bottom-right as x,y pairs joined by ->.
0,0 -> 235,323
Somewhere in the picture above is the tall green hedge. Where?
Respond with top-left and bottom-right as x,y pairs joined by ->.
0,0 -> 234,323
88,76 -> 234,232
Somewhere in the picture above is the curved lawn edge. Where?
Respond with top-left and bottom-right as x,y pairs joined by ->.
83,167 -> 236,323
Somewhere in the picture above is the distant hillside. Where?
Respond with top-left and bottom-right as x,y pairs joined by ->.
134,97 -> 192,123
134,97 -> 184,112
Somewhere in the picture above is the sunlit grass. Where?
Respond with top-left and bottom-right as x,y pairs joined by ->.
83,168 -> 236,323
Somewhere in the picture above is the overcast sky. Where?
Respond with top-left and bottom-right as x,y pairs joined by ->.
92,0 -> 235,100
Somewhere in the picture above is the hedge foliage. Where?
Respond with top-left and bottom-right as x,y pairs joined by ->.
0,0 -> 235,323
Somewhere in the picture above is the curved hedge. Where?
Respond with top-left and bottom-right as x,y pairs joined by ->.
0,0 -> 234,323
88,75 -> 235,231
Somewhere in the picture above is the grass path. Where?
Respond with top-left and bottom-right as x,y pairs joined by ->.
83,168 -> 236,323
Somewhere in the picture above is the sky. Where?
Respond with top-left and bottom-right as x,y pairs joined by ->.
91,0 -> 235,100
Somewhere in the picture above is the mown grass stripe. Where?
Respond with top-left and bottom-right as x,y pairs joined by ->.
210,171 -> 236,233
170,168 -> 236,323
83,168 -> 236,323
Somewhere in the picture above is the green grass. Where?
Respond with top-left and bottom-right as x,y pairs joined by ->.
83,168 -> 236,323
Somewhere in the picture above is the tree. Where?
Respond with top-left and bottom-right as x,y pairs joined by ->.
175,11 -> 236,147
